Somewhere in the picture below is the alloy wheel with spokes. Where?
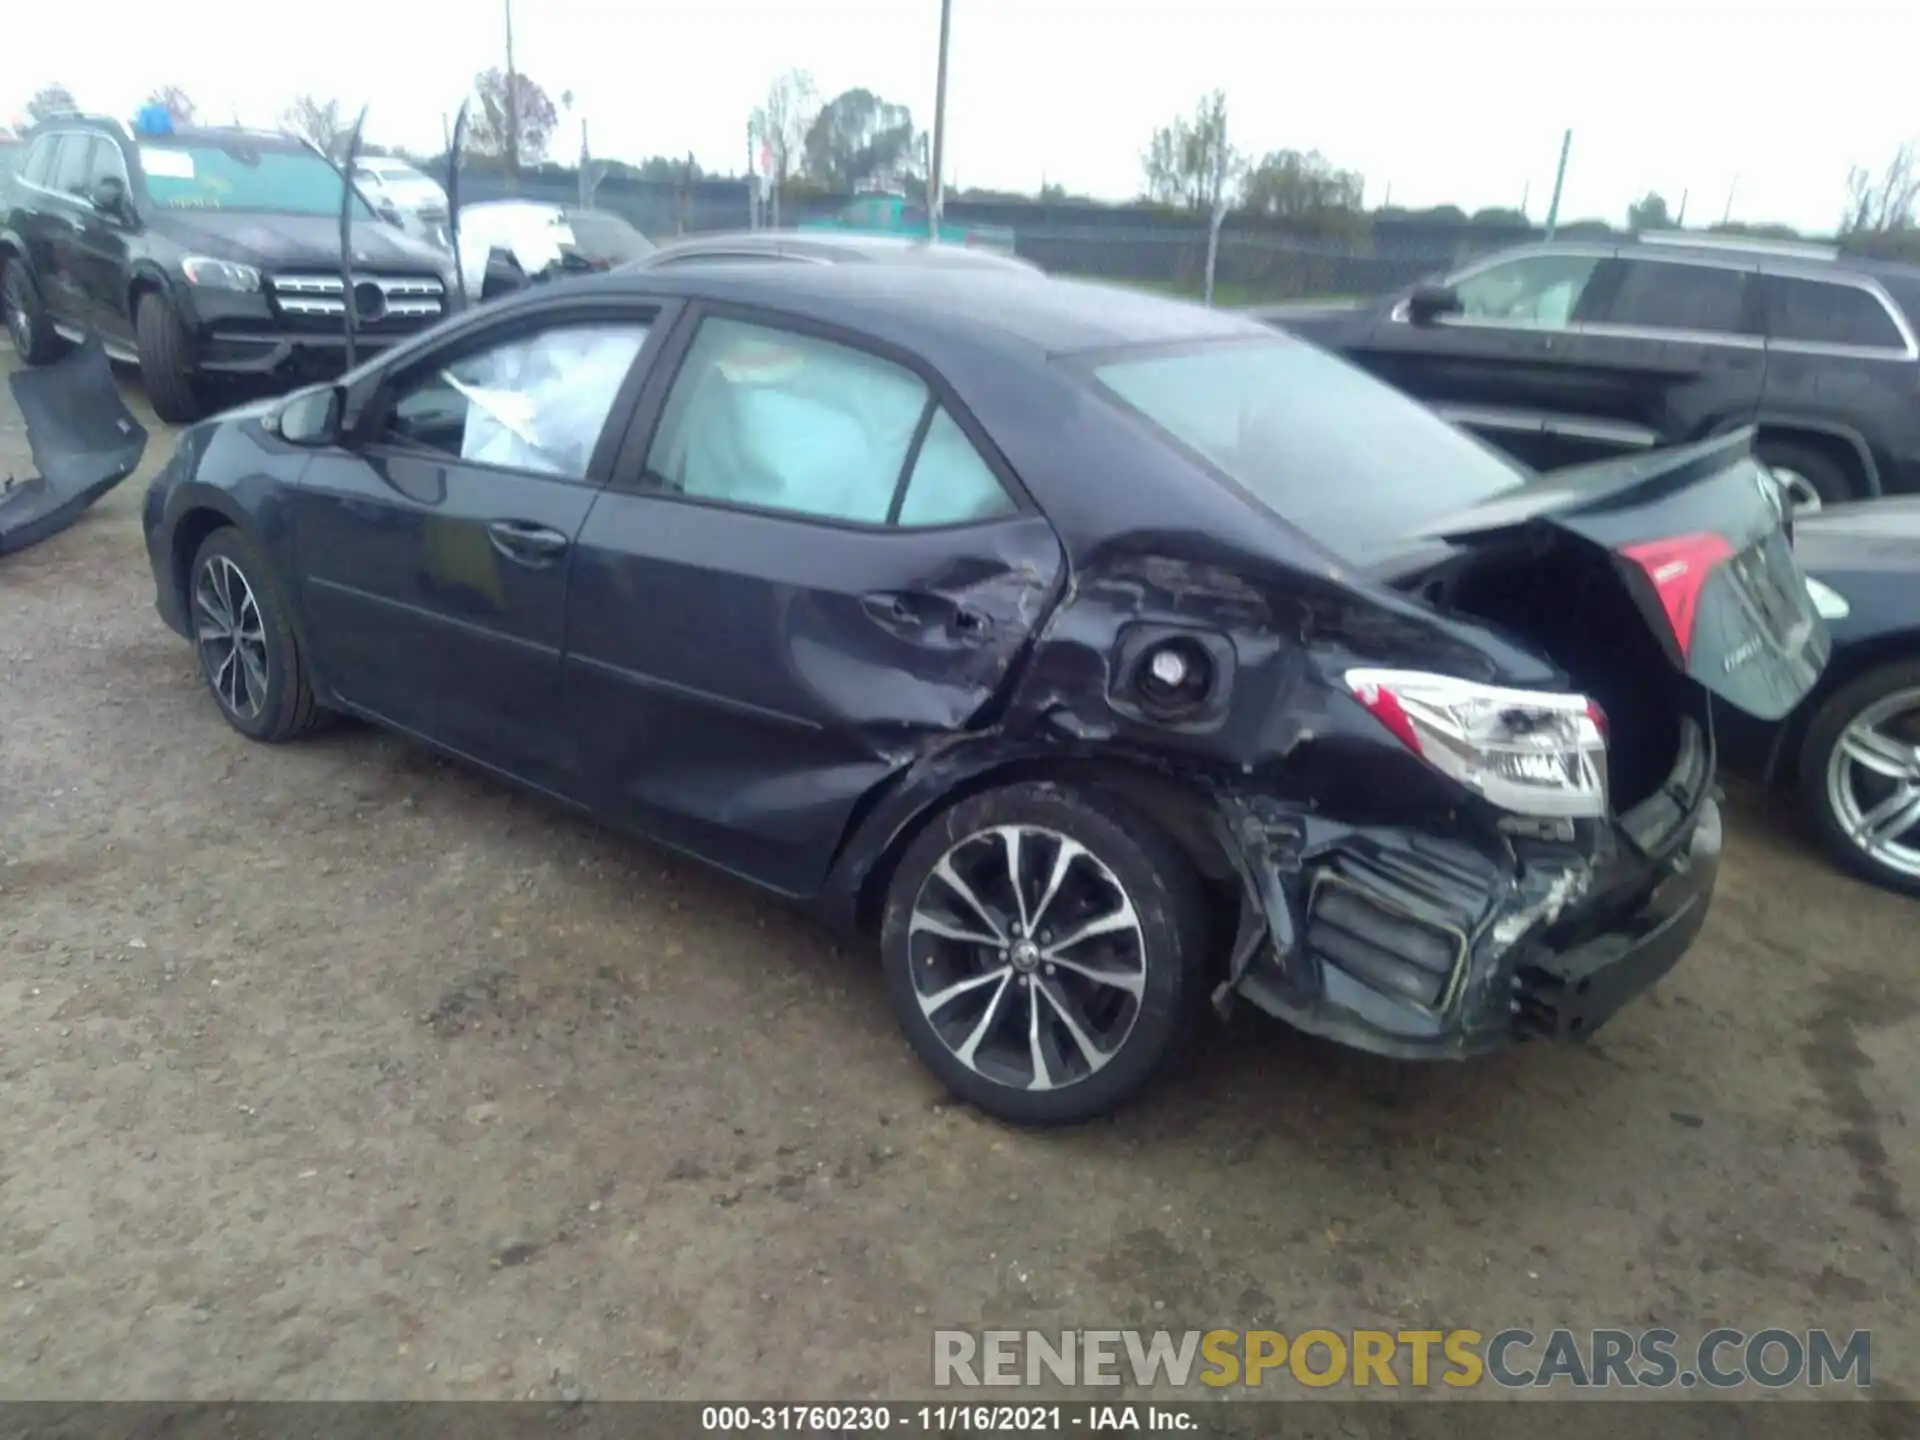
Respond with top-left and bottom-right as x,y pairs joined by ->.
881,784 -> 1204,1125
909,824 -> 1149,1093
195,553 -> 271,722
1822,685 -> 1920,883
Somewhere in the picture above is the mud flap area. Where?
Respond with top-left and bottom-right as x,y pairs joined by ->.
1,338 -> 148,559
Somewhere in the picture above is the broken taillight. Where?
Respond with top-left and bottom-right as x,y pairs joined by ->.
1619,533 -> 1734,663
1346,669 -> 1609,819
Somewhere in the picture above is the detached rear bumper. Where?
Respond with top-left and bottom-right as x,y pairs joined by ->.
1218,735 -> 1721,1059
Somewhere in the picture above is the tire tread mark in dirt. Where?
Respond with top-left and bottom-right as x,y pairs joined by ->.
1801,972 -> 1918,1243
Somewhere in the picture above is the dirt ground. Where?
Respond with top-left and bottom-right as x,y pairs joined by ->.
1,351 -> 1916,1405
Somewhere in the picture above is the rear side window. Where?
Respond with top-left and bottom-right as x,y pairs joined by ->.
1092,337 -> 1526,564
645,317 -> 1016,527
1768,277 -> 1907,350
1603,260 -> 1749,334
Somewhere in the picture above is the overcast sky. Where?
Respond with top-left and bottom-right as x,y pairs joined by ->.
9,0 -> 1914,234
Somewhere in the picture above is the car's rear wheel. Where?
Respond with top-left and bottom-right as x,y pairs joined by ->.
189,527 -> 330,743
1755,438 -> 1852,513
135,292 -> 204,424
1,256 -> 67,365
879,782 -> 1206,1125
1797,659 -> 1920,896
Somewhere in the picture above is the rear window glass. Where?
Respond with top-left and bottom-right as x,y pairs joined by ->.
1605,261 -> 1750,333
1769,278 -> 1907,350
1090,338 -> 1526,562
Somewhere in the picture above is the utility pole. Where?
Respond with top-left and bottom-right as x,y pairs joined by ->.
1722,175 -> 1739,226
1543,128 -> 1572,239
1204,118 -> 1230,306
928,0 -> 954,238
1520,180 -> 1530,220
1676,188 -> 1689,228
504,0 -> 521,185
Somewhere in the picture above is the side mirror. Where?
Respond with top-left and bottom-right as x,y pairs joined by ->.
275,383 -> 345,447
87,175 -> 130,222
1406,282 -> 1462,325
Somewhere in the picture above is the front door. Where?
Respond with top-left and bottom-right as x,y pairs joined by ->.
291,304 -> 667,795
1357,247 -> 1625,471
567,309 -> 1066,895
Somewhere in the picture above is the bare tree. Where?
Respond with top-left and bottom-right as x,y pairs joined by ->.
281,94 -> 351,156
1141,90 -> 1238,213
750,69 -> 818,225
1842,142 -> 1919,235
469,69 -> 559,166
26,84 -> 79,122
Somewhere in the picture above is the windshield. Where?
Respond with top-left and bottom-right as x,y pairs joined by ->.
139,141 -> 374,218
1089,336 -> 1528,562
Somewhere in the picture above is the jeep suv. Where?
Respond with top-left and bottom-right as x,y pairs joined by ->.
1261,233 -> 1920,508
0,115 -> 460,422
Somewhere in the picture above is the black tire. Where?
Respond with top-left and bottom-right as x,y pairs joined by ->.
135,291 -> 204,424
188,527 -> 332,743
1795,658 -> 1920,897
879,781 -> 1207,1126
1,255 -> 68,365
1755,438 -> 1855,509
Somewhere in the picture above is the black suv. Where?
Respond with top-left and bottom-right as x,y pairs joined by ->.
0,115 -> 459,422
1262,233 -> 1920,507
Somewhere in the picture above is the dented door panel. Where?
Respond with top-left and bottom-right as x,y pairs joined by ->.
565,494 -> 1065,895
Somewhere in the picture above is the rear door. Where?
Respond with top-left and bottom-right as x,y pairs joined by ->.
1561,252 -> 1768,462
291,299 -> 672,794
19,132 -> 95,327
567,307 -> 1066,896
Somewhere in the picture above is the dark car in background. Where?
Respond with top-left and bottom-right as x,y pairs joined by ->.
1259,233 -> 1920,509
139,265 -> 1824,1122
0,114 -> 459,422
628,229 -> 1042,273
1719,501 -> 1920,895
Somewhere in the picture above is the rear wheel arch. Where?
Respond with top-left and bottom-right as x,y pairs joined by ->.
847,754 -> 1240,943
1750,421 -> 1878,501
1768,630 -> 1920,786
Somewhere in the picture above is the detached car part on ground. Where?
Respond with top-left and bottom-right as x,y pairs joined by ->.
136,267 -> 1826,1124
0,113 -> 460,425
1718,500 -> 1920,896
0,338 -> 148,557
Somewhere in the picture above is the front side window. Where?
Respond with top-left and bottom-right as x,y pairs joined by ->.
379,320 -> 652,479
646,317 -> 1015,527
1604,260 -> 1749,334
138,141 -> 373,218
49,136 -> 98,195
1092,336 -> 1526,564
1450,253 -> 1602,328
1769,277 -> 1907,350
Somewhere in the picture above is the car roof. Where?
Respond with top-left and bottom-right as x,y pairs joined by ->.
573,262 -> 1265,357
645,229 -> 1039,269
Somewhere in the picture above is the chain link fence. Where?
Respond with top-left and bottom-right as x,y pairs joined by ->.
453,172 -> 1529,306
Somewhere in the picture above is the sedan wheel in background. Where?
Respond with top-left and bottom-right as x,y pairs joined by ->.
1798,659 -> 1920,896
189,527 -> 332,743
880,783 -> 1205,1125
1757,439 -> 1852,512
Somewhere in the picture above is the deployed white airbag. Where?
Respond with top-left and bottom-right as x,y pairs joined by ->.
445,323 -> 648,476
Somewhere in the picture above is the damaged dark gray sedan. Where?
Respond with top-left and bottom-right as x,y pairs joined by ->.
139,265 -> 1829,1123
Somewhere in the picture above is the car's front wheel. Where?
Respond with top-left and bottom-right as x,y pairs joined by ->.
1,255 -> 67,365
135,292 -> 204,424
1797,659 -> 1920,896
879,782 -> 1206,1125
189,527 -> 331,743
